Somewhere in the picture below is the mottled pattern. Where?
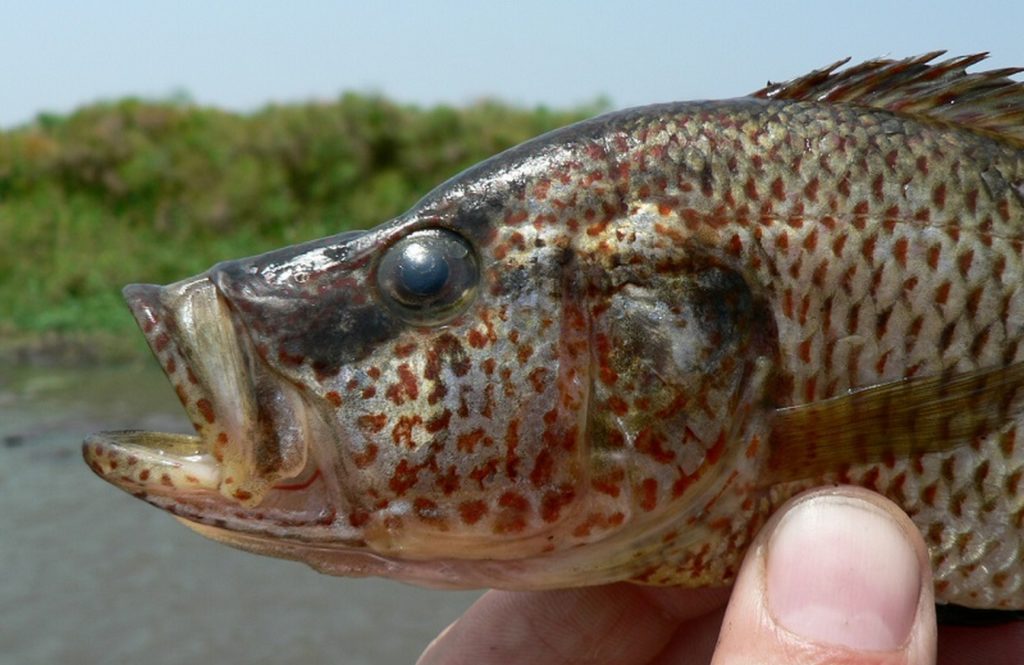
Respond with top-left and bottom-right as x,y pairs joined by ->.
85,54 -> 1024,608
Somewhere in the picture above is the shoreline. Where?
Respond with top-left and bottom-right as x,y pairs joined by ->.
0,329 -> 151,368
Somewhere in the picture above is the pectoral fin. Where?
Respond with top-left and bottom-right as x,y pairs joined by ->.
764,362 -> 1024,486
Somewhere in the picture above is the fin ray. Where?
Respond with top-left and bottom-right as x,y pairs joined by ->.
765,362 -> 1024,485
753,52 -> 1024,147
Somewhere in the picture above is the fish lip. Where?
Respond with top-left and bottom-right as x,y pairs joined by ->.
81,278 -> 240,498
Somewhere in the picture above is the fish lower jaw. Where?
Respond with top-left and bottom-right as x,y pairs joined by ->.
83,430 -> 222,494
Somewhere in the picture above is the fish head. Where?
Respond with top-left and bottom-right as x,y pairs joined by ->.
84,128 -> 777,588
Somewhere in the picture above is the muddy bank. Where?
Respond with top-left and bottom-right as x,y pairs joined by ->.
0,361 -> 480,665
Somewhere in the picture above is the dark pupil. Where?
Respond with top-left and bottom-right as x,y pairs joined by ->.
397,242 -> 449,296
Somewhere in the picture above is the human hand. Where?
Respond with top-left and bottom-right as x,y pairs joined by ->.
417,486 -> 1023,664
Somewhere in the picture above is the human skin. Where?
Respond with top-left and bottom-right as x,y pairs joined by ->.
417,487 -> 1024,665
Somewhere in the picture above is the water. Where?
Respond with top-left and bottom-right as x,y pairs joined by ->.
0,361 -> 480,664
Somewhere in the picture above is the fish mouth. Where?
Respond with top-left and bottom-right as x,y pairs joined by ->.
83,276 -> 346,541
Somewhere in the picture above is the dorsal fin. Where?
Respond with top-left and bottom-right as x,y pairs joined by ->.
752,52 -> 1024,147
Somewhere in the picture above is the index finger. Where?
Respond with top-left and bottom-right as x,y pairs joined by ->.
417,583 -> 729,665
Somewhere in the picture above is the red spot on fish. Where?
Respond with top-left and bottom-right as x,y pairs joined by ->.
196,399 -> 215,424
527,367 -> 548,393
860,234 -> 876,260
494,491 -> 529,534
935,281 -> 951,306
357,413 -> 387,433
391,415 -> 423,448
743,177 -> 758,200
413,498 -> 445,525
728,233 -> 743,257
467,329 -> 486,348
1001,429 -> 1017,458
457,429 -> 490,453
385,363 -> 419,405
425,409 -> 451,433
529,449 -> 554,486
348,510 -> 370,527
505,209 -> 528,225
459,500 -> 487,525
394,342 -> 417,358
965,189 -> 978,213
325,391 -> 342,407
922,483 -> 938,507
893,236 -> 909,267
361,386 -> 377,399
592,468 -> 624,498
803,177 -> 819,201
586,219 -> 609,236
639,478 -> 658,512
933,183 -> 947,208
607,395 -> 629,416
831,233 -> 847,258
469,458 -> 500,489
745,434 -> 761,459
389,460 -> 421,496
958,250 -> 974,278
635,427 -> 675,463
516,344 -> 534,364
798,338 -> 812,363
801,229 -> 818,252
353,444 -> 378,469
705,431 -> 727,465
803,377 -> 817,402
540,486 -> 575,523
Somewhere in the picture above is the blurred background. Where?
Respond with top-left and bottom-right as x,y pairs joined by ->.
1,1 -> 1022,663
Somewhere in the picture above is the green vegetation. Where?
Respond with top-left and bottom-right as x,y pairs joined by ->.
0,94 -> 603,360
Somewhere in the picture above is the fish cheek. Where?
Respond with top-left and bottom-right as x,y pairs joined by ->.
588,262 -> 776,516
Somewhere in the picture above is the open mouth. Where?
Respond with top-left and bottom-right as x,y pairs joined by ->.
83,275 -> 317,512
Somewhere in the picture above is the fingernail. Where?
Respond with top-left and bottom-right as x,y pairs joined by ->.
765,495 -> 922,651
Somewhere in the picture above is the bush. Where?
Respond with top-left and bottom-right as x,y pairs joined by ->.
0,94 -> 603,339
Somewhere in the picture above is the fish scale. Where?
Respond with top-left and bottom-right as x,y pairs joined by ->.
85,53 -> 1024,608
586,99 -> 1024,605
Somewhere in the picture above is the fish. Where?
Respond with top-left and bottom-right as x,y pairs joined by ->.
84,52 -> 1024,609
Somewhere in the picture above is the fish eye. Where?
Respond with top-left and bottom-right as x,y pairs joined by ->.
376,228 -> 479,324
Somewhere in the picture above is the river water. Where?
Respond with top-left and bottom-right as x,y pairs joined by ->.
0,360 -> 480,665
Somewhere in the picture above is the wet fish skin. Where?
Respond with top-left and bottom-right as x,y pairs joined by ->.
84,53 -> 1024,608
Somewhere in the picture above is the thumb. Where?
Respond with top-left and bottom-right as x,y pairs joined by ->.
712,486 -> 936,665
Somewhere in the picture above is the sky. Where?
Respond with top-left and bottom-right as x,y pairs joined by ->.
4,1 -> 1024,128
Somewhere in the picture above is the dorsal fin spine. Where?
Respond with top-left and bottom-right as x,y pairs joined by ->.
753,52 -> 1024,148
